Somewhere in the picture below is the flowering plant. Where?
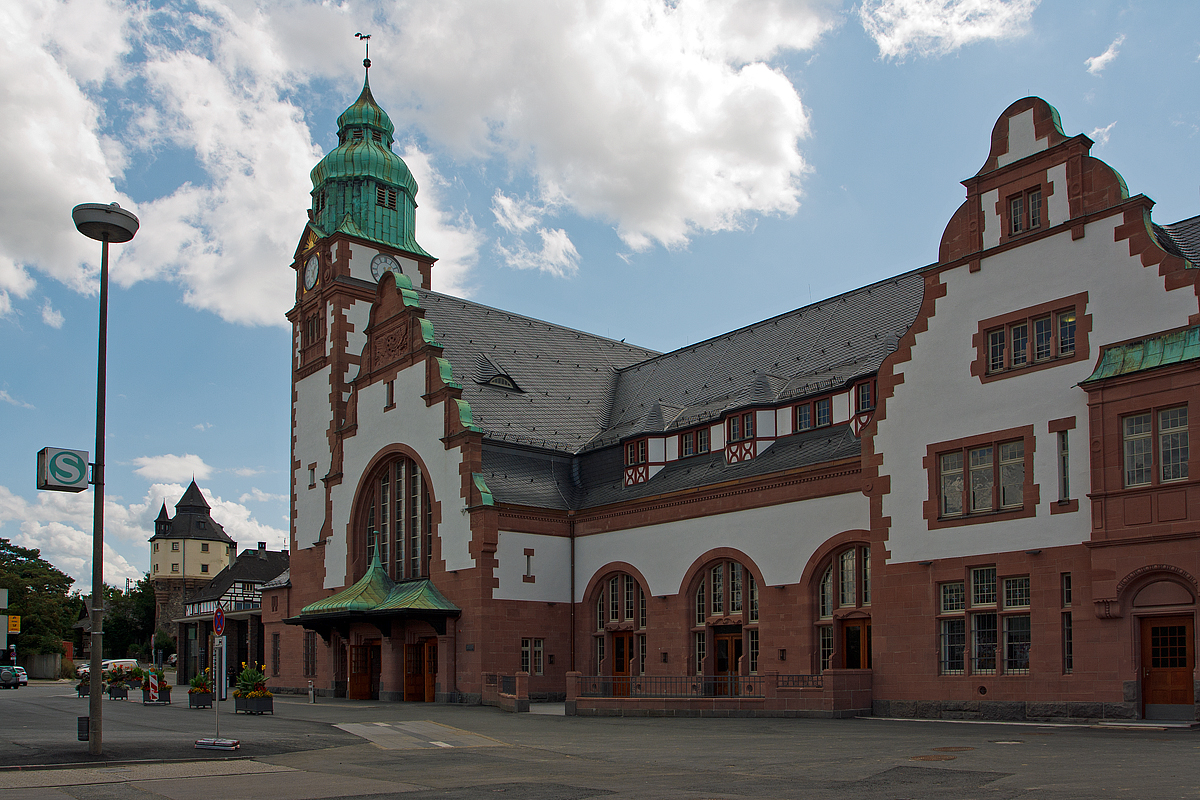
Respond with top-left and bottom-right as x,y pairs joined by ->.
188,668 -> 212,694
105,665 -> 135,686
233,661 -> 272,698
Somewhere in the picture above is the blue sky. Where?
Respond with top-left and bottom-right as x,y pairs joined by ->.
1,0 -> 1197,593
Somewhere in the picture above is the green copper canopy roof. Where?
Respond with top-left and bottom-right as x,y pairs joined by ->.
298,553 -> 459,618
1082,325 -> 1200,384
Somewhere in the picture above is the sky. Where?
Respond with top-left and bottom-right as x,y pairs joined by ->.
1,0 -> 1197,595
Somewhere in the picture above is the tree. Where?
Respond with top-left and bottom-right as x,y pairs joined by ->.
103,576 -> 156,659
0,538 -> 77,656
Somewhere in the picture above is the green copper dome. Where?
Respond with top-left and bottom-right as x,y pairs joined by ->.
308,74 -> 429,257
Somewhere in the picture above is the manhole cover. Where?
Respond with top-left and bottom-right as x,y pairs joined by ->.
911,754 -> 957,761
932,746 -> 975,752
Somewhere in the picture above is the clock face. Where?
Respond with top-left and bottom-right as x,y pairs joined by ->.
371,253 -> 400,282
303,255 -> 319,290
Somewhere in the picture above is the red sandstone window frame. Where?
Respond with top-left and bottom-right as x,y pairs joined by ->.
971,293 -> 1090,384
924,426 -> 1039,530
1121,405 -> 1189,488
855,380 -> 875,414
625,439 -> 647,466
727,412 -> 755,442
679,426 -> 711,458
1008,186 -> 1044,236
796,397 -> 833,432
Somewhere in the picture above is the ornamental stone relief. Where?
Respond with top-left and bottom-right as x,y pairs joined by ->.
373,324 -> 409,369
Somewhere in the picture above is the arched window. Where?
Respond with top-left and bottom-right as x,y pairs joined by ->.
691,560 -> 760,676
592,572 -> 647,674
361,455 -> 433,580
813,544 -> 871,672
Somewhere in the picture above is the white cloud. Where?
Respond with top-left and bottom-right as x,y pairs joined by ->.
400,146 -> 483,297
0,390 -> 34,409
497,228 -> 582,278
491,191 -> 544,234
0,482 -> 286,592
230,467 -> 264,477
193,422 -> 213,431
40,298 -> 64,328
1085,34 -> 1125,75
1090,121 -> 1117,146
859,0 -> 1039,59
239,488 -> 287,504
131,453 -> 213,483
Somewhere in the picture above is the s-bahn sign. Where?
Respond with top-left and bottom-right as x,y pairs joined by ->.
37,448 -> 90,493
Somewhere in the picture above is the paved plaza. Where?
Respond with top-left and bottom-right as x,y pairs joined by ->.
2,681 -> 1198,799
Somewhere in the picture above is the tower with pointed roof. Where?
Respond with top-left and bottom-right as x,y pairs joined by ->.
149,480 -> 237,639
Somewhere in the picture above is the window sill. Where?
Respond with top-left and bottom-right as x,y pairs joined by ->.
1050,498 -> 1079,515
931,505 -> 1035,529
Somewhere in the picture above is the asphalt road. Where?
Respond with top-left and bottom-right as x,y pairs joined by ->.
2,681 -> 1198,799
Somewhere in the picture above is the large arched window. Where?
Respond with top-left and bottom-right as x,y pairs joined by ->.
691,560 -> 759,677
362,455 -> 433,580
592,572 -> 647,675
813,544 -> 871,671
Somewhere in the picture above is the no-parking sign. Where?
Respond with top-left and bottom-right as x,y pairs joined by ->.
213,605 -> 225,636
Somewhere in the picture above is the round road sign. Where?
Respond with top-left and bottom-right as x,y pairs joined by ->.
213,606 -> 225,636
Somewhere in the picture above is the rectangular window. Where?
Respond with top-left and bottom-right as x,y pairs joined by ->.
1062,612 -> 1073,674
201,543 -> 209,553
749,576 -> 759,622
730,562 -> 743,613
681,432 -> 694,457
386,380 -> 395,407
819,568 -> 832,618
1028,190 -> 1042,229
1160,407 -> 1189,483
1010,188 -> 1041,234
1010,195 -> 1025,234
639,589 -> 647,629
796,403 -> 811,431
624,575 -> 636,621
815,398 -> 831,427
1034,316 -> 1053,361
596,597 -> 605,631
861,546 -> 871,605
271,595 -> 278,612
999,441 -> 1024,509
1004,615 -> 1031,674
743,412 -> 754,439
856,382 -> 874,412
626,440 -> 648,466
303,631 -> 318,677
818,626 -> 834,672
697,428 -> 709,453
1123,413 -> 1153,486
520,638 -> 531,673
638,634 -> 646,674
728,415 -> 740,442
748,629 -> 759,674
969,446 -> 994,512
1061,573 -> 1072,607
1057,311 -> 1076,356
1058,431 -> 1070,502
153,564 -> 159,573
609,576 -> 620,621
1010,322 -> 1028,367
695,582 -> 706,626
1004,576 -> 1031,609
694,632 -> 706,675
941,582 -> 966,613
533,639 -> 544,675
153,542 -> 159,552
972,567 -> 997,606
376,185 -> 397,210
271,633 -> 280,677
200,564 -> 209,573
172,542 -> 180,551
940,452 -> 964,516
988,329 -> 1006,373
838,550 -> 856,607
596,636 -> 604,673
972,613 -> 998,674
711,565 -> 724,615
940,618 -> 966,675
171,563 -> 179,573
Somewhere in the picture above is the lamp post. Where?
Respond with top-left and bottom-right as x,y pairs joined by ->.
72,202 -> 139,756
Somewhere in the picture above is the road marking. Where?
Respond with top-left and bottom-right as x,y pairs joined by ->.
430,741 -> 453,748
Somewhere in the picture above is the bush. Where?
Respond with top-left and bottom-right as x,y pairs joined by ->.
59,658 -> 76,680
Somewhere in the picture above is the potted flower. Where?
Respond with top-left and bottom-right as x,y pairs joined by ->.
233,662 -> 273,714
76,674 -> 92,697
105,665 -> 131,700
188,669 -> 213,708
141,665 -> 172,704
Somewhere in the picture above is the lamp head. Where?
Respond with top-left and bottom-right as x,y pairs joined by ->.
72,202 -> 139,243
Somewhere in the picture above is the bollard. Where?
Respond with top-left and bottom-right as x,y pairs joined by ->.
77,716 -> 89,742
308,680 -> 315,703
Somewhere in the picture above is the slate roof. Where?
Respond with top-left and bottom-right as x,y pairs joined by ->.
149,480 -> 236,544
188,548 -> 290,604
1154,214 -> 1200,265
481,424 -> 862,510
418,291 -> 660,453
261,568 -> 290,590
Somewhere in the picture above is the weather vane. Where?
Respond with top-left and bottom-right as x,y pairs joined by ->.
355,32 -> 371,71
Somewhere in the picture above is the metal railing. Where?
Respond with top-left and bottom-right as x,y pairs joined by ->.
500,675 -> 517,695
577,673 -> 823,698
776,673 -> 823,689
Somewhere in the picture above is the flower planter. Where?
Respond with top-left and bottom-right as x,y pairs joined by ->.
141,686 -> 172,704
107,685 -> 129,700
234,696 -> 273,714
76,684 -> 90,697
188,691 -> 213,708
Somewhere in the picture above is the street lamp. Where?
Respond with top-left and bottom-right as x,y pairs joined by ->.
72,202 -> 138,757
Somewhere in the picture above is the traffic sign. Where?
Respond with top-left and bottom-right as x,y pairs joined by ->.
213,606 -> 225,636
7,616 -> 19,634
37,448 -> 90,493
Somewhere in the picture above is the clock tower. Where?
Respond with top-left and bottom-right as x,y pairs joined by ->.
287,66 -> 436,553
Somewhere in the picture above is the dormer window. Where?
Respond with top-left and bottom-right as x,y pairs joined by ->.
728,412 -> 754,442
376,185 -> 397,210
680,427 -> 710,457
626,440 -> 647,466
351,129 -> 364,142
371,130 -> 383,143
488,375 -> 518,390
313,190 -> 325,214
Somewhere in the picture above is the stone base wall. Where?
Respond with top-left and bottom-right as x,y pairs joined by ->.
873,698 -> 1141,722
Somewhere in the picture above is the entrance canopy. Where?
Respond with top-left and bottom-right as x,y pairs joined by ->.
285,554 -> 460,639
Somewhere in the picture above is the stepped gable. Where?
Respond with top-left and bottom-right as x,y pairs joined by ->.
416,289 -> 659,454
586,271 -> 926,450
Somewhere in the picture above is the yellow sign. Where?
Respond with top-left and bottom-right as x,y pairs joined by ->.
7,615 -> 19,634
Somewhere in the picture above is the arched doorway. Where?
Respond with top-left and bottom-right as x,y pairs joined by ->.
1131,578 -> 1196,720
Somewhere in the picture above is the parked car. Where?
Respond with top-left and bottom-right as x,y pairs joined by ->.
14,666 -> 27,686
77,658 -> 141,679
0,665 -> 18,689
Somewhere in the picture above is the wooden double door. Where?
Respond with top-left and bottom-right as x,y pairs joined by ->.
348,641 -> 381,701
405,638 -> 438,702
714,631 -> 743,695
1141,616 -> 1194,720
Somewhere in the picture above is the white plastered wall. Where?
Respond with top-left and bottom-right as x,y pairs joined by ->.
494,531 -> 572,602
574,493 -> 870,600
1046,163 -> 1070,227
996,109 -> 1047,168
343,299 -> 372,383
323,361 -> 474,589
877,217 -> 1198,564
294,365 -> 332,547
